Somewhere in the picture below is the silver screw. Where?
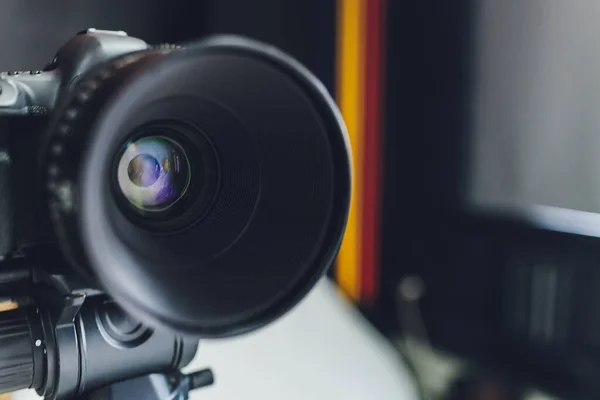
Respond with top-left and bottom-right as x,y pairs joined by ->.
57,124 -> 71,136
48,164 -> 59,178
51,143 -> 64,156
64,108 -> 78,120
398,275 -> 425,302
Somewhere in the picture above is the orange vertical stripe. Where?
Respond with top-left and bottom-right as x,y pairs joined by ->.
336,0 -> 366,301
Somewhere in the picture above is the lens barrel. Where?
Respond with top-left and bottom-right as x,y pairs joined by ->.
0,308 -> 36,393
0,299 -> 197,399
45,36 -> 351,336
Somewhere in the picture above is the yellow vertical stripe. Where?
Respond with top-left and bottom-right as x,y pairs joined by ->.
336,0 -> 366,301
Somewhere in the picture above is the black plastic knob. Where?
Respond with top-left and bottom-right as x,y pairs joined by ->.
0,308 -> 34,394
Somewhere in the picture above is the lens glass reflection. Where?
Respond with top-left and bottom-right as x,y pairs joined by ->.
117,136 -> 190,212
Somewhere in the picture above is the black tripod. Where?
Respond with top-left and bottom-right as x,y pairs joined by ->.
0,268 -> 214,400
72,369 -> 214,400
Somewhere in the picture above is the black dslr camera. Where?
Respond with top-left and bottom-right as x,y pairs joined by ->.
0,29 -> 350,399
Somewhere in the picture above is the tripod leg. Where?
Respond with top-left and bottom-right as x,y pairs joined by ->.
72,374 -> 171,400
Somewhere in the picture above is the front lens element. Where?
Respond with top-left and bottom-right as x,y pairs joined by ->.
127,154 -> 161,187
117,136 -> 191,212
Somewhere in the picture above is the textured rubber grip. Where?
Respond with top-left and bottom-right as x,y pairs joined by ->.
0,308 -> 34,394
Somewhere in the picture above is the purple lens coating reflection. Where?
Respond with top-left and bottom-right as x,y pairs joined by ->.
127,154 -> 161,187
117,136 -> 190,211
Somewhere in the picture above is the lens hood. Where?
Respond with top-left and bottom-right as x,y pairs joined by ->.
46,36 -> 351,336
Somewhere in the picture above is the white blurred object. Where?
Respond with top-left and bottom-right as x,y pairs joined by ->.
12,279 -> 419,400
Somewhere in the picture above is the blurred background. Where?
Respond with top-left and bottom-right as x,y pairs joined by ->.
4,0 -> 600,399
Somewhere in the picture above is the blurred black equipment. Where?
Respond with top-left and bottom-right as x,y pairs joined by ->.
0,29 -> 351,399
382,2 -> 600,399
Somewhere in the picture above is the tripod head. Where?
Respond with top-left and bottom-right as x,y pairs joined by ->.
70,371 -> 214,400
0,265 -> 212,399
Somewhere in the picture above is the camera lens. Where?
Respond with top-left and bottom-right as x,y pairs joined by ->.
45,36 -> 351,337
117,136 -> 190,212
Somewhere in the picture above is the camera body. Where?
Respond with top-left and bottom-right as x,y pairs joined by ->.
0,29 -> 203,399
0,29 -> 150,260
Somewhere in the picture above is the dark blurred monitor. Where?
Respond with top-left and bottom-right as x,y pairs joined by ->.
468,1 -> 600,237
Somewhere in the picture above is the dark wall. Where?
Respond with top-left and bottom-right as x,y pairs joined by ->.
0,0 -> 211,70
203,0 -> 336,94
0,0 -> 335,92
